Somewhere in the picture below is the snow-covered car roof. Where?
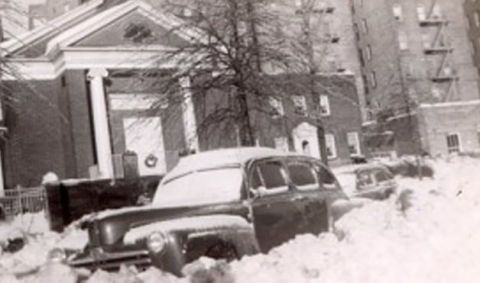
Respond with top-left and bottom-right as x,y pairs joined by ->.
163,147 -> 301,183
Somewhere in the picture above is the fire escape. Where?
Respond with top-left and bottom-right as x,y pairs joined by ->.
418,1 -> 458,102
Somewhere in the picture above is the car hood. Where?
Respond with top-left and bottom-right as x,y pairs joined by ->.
87,202 -> 249,248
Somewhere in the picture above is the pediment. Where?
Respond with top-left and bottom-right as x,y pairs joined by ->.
71,9 -> 189,48
3,0 -> 195,59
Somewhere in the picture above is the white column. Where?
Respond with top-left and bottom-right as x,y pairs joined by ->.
179,76 -> 200,152
87,68 -> 114,179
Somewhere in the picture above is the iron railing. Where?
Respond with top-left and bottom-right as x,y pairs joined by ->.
0,186 -> 47,218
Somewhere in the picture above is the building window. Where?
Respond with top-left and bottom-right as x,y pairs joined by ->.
369,71 -> 377,88
475,12 -> 480,27
364,45 -> 372,61
392,4 -> 403,21
292,95 -> 307,116
353,23 -> 359,40
319,95 -> 331,116
274,137 -> 289,152
446,133 -> 461,153
431,4 -> 442,19
268,96 -> 284,118
358,48 -> 365,66
417,5 -> 426,21
347,132 -> 361,156
325,134 -> 337,159
398,31 -> 408,50
361,19 -> 368,33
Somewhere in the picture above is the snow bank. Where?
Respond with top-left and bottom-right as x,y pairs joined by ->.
225,156 -> 480,283
3,156 -> 480,283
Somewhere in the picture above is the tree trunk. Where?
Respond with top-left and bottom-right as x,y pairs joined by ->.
236,90 -> 255,146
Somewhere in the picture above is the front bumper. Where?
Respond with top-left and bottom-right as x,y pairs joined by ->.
69,239 -> 186,276
69,248 -> 152,272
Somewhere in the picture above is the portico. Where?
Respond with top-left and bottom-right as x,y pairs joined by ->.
0,0 -> 200,187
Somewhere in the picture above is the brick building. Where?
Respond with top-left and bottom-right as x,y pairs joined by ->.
274,0 -> 368,120
352,0 -> 480,156
465,0 -> 480,76
0,0 -> 365,193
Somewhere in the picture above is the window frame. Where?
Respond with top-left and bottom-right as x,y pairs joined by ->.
361,19 -> 368,33
364,45 -> 372,61
248,158 -> 290,196
446,133 -> 462,153
392,3 -> 403,21
268,96 -> 284,118
347,131 -> 362,156
370,71 -> 377,88
319,95 -> 331,116
398,31 -> 408,50
286,160 -> 319,191
325,133 -> 337,159
292,95 -> 308,116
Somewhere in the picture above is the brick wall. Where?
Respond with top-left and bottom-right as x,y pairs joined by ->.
3,78 -> 71,187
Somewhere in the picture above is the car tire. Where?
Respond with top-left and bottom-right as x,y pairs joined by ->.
327,208 -> 335,233
205,242 -> 238,262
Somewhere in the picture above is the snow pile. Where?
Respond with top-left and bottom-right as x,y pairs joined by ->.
0,212 -> 89,281
2,156 -> 480,283
226,156 -> 480,283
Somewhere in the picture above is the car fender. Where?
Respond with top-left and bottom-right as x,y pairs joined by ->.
124,214 -> 259,261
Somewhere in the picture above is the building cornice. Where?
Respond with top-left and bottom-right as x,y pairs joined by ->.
2,47 -> 176,80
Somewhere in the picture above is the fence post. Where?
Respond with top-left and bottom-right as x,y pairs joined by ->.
16,185 -> 22,215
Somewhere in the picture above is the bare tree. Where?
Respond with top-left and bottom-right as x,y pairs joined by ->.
126,0 -> 355,165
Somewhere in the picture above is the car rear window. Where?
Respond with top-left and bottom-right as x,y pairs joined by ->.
374,170 -> 392,182
288,162 -> 317,190
357,172 -> 374,185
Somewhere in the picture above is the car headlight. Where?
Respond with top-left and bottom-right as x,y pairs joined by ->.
48,248 -> 66,263
146,232 -> 167,253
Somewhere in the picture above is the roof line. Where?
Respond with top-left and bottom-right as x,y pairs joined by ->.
420,100 -> 480,109
44,0 -> 205,58
0,0 -> 105,56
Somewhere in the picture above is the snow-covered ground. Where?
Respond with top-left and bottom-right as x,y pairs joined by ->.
1,156 -> 480,283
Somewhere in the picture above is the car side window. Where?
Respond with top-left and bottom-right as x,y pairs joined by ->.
250,160 -> 289,196
258,161 -> 288,190
287,162 -> 318,190
315,164 -> 339,190
251,167 -> 263,190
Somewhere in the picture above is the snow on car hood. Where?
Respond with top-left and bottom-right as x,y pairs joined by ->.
123,214 -> 252,244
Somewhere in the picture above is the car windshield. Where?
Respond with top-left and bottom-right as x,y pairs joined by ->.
151,166 -> 243,207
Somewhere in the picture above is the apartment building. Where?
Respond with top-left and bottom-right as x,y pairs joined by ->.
465,0 -> 480,76
352,0 -> 480,156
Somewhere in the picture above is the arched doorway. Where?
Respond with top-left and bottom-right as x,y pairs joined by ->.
292,122 -> 321,159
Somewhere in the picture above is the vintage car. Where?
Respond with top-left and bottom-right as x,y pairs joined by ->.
354,164 -> 397,200
63,147 -> 350,276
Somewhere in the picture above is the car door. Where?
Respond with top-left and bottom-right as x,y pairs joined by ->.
286,159 -> 329,235
313,162 -> 349,221
248,158 -> 308,253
